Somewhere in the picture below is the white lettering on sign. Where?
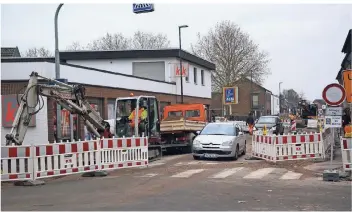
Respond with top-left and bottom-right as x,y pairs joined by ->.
325,107 -> 343,116
324,116 -> 342,128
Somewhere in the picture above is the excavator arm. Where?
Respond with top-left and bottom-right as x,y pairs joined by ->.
5,72 -> 109,146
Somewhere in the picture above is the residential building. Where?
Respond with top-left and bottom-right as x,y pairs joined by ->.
211,78 -> 272,119
1,48 -> 215,144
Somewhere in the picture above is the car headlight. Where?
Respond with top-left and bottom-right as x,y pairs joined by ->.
222,140 -> 233,146
193,139 -> 201,146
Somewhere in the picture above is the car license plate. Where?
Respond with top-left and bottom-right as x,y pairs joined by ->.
204,154 -> 217,158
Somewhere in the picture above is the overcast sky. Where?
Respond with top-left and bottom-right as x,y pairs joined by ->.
1,3 -> 351,100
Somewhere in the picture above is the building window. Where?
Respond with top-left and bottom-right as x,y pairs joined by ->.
201,70 -> 204,85
107,99 -> 116,120
252,95 -> 259,107
194,68 -> 197,84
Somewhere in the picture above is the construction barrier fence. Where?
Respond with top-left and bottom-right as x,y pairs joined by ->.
1,137 -> 148,182
252,132 -> 325,162
340,137 -> 352,172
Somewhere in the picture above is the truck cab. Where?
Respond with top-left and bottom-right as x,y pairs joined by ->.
162,103 -> 209,122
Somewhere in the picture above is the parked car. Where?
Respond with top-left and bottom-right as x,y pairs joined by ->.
192,122 -> 246,160
254,115 -> 284,135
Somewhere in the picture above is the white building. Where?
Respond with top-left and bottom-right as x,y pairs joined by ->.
1,49 -> 215,143
271,94 -> 280,115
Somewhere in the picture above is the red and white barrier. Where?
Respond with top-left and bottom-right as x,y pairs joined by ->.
1,137 -> 148,182
340,137 -> 352,171
252,132 -> 324,162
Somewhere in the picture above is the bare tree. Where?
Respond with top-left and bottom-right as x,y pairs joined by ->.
23,47 -> 52,57
66,41 -> 85,51
191,20 -> 271,92
86,32 -> 131,51
132,31 -> 170,49
298,91 -> 306,100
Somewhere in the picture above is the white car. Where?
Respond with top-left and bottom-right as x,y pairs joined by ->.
192,122 -> 247,160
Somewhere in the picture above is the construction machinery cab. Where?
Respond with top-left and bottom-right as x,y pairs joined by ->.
114,95 -> 160,138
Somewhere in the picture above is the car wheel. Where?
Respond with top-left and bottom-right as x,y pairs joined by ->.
193,155 -> 200,160
233,145 -> 239,161
242,142 -> 247,155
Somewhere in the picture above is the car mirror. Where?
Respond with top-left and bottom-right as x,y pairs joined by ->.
196,131 -> 200,135
238,132 -> 243,135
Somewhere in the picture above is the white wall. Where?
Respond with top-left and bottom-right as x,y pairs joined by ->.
1,59 -> 212,98
1,96 -> 48,146
167,58 -> 212,99
271,95 -> 280,115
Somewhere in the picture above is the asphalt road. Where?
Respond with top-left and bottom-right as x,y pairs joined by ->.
2,153 -> 351,211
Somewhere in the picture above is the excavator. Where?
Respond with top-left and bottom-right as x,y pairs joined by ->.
5,72 -> 162,159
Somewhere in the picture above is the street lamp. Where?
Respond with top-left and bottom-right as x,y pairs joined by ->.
279,82 -> 283,114
178,25 -> 188,104
55,3 -> 64,142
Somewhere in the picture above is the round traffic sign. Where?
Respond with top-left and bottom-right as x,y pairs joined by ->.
322,83 -> 346,106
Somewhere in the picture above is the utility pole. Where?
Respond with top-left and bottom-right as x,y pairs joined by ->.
250,69 -> 253,114
178,25 -> 188,104
279,82 -> 283,114
55,3 -> 64,142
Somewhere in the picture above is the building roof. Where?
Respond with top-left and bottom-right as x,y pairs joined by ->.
1,47 -> 21,57
1,49 -> 215,70
342,29 -> 352,54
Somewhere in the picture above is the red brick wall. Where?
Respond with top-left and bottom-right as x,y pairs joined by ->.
211,80 -> 271,117
2,81 -> 211,142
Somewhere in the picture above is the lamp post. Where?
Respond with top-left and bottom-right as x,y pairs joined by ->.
178,25 -> 188,104
279,82 -> 283,114
55,3 -> 64,142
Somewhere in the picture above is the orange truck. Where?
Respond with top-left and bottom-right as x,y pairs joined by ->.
160,103 -> 210,153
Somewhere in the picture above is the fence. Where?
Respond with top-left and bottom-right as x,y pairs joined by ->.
340,137 -> 352,172
1,137 -> 148,182
251,132 -> 325,162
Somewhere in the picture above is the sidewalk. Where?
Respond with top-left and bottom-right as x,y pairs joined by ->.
303,147 -> 344,174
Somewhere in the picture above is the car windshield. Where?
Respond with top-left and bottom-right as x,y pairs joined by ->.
200,124 -> 236,136
257,117 -> 276,124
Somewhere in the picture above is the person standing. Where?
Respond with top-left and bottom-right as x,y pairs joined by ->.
246,112 -> 255,135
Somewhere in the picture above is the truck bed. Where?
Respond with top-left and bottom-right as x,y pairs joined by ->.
160,119 -> 206,133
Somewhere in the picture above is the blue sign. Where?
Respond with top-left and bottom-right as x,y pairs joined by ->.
133,3 -> 155,14
223,87 -> 237,105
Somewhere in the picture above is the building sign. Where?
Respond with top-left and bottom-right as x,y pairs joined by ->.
222,87 -> 239,105
174,63 -> 189,77
325,107 -> 343,116
342,69 -> 352,103
1,95 -> 36,128
324,116 -> 342,128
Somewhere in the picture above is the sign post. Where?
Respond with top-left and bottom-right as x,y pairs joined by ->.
322,83 -> 346,167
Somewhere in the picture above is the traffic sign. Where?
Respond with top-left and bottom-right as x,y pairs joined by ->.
222,87 -> 238,105
133,3 -> 155,14
322,83 -> 346,106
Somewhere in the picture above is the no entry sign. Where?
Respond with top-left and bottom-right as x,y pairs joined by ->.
322,83 -> 346,106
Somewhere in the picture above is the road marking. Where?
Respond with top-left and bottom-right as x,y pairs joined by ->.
139,173 -> 158,178
279,171 -> 303,180
210,167 -> 245,179
171,169 -> 205,178
205,162 -> 219,165
243,168 -> 276,179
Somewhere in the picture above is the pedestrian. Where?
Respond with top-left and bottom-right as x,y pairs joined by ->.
246,112 -> 255,135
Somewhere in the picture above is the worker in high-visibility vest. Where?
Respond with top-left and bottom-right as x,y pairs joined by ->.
129,101 -> 148,132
